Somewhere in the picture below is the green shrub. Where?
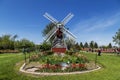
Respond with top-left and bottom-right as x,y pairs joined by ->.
29,55 -> 39,61
46,51 -> 54,55
65,50 -> 75,55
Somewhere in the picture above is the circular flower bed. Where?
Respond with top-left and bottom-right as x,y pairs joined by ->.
28,52 -> 89,72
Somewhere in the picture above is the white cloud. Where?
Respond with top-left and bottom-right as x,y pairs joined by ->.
71,12 -> 120,46
85,17 -> 119,32
73,12 -> 120,33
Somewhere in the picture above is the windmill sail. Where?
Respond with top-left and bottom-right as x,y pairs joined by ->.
43,13 -> 58,24
61,13 -> 74,25
45,29 -> 57,42
63,27 -> 76,39
45,26 -> 57,40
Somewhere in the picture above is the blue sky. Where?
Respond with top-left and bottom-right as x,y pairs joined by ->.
0,0 -> 120,46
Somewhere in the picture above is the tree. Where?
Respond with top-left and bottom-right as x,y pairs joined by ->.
42,23 -> 56,43
11,34 -> 18,50
89,41 -> 94,49
74,42 -> 80,51
100,45 -> 107,49
113,29 -> 120,48
108,43 -> 112,48
94,42 -> 98,48
0,37 -> 2,49
17,38 -> 35,52
20,39 -> 35,48
84,42 -> 89,48
65,38 -> 75,50
80,42 -> 84,48
12,35 -> 18,41
40,42 -> 51,51
42,23 -> 55,36
0,34 -> 36,52
14,40 -> 20,49
0,35 -> 13,49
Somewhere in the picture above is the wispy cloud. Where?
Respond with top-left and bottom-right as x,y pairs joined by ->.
73,12 -> 120,33
71,12 -> 120,46
85,18 -> 117,32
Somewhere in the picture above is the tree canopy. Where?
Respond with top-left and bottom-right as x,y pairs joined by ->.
89,41 -> 94,49
0,34 -> 35,52
113,29 -> 120,48
84,42 -> 89,48
80,42 -> 84,48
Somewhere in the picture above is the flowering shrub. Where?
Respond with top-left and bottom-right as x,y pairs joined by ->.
36,63 -> 86,72
29,55 -> 39,61
30,52 -> 89,72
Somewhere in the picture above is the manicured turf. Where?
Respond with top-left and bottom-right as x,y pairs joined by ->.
0,52 -> 120,80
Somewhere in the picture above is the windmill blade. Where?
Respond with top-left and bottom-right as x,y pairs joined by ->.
65,33 -> 75,41
63,27 -> 76,39
43,12 -> 58,24
45,29 -> 57,42
45,26 -> 57,40
61,13 -> 74,25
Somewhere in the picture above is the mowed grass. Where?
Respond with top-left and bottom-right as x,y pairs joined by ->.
0,52 -> 120,80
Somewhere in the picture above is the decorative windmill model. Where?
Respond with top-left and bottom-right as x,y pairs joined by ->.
43,12 -> 76,53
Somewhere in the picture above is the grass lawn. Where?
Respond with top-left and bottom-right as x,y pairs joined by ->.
0,52 -> 120,80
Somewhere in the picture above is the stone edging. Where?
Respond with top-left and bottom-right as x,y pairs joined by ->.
20,63 -> 101,76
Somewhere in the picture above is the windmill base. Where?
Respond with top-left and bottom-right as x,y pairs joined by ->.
52,48 -> 66,53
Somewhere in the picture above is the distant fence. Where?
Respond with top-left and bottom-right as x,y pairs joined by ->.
81,48 -> 120,53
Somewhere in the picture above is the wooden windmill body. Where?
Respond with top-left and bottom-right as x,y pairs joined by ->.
43,13 -> 76,53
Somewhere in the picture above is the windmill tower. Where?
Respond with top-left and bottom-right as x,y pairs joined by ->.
43,12 -> 76,53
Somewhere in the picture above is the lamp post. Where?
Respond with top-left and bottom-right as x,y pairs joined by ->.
95,52 -> 97,68
22,45 -> 26,63
27,48 -> 30,63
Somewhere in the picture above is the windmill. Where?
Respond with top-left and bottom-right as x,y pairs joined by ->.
43,12 -> 76,53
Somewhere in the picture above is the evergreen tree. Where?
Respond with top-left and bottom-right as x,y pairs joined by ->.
84,42 -> 89,48
94,42 -> 98,48
80,42 -> 84,48
75,42 -> 80,50
89,41 -> 94,49
108,43 -> 112,48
